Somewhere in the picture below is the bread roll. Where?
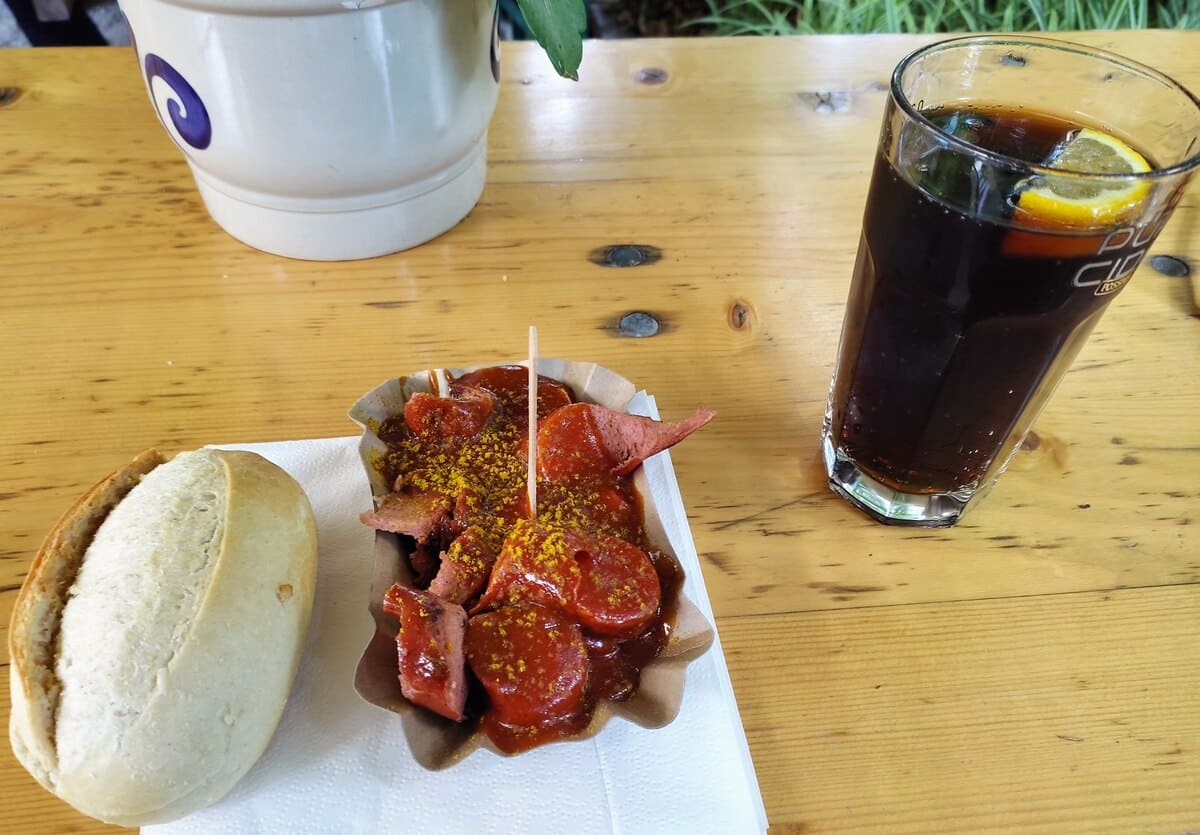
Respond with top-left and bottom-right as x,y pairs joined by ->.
8,449 -> 318,826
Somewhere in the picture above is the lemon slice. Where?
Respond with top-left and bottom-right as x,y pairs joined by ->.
1016,128 -> 1152,227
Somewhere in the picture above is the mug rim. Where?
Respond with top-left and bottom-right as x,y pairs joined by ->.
891,34 -> 1200,182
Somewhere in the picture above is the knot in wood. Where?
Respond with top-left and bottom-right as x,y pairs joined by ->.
801,91 -> 850,114
728,299 -> 753,331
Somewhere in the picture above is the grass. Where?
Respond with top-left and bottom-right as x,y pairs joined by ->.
689,0 -> 1200,36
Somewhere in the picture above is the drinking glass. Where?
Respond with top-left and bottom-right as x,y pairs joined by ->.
822,36 -> 1200,526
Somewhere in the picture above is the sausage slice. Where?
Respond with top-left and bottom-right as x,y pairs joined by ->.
465,604 -> 588,728
537,403 -> 715,479
383,584 -> 468,722
475,522 -> 661,638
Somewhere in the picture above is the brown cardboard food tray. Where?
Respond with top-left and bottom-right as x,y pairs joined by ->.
348,359 -> 715,769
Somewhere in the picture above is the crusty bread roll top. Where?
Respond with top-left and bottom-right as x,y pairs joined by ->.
8,449 -> 318,826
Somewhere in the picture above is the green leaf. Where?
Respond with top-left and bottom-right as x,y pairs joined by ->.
518,0 -> 587,81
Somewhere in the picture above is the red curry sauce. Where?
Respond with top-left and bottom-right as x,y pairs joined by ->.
374,365 -> 688,753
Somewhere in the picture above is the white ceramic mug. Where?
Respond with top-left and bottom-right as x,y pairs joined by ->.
120,0 -> 500,260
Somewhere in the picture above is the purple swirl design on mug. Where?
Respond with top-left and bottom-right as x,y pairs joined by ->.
490,2 -> 500,83
144,54 -> 212,151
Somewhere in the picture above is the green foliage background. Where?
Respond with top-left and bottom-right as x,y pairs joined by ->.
691,0 -> 1200,35
512,0 -> 1198,80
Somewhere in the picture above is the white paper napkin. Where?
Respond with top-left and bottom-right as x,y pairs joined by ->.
144,436 -> 767,835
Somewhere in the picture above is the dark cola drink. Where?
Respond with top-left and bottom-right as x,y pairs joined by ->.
823,103 -> 1176,523
823,37 -> 1200,526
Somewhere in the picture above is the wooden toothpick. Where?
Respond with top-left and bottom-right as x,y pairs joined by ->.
527,326 -> 538,518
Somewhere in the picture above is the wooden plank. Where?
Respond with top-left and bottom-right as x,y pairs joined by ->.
725,585 -> 1200,833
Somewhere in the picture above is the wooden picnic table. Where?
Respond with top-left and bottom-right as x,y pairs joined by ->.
1,29 -> 1197,833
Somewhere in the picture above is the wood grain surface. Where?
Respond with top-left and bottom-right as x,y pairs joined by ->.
1,31 -> 1198,834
